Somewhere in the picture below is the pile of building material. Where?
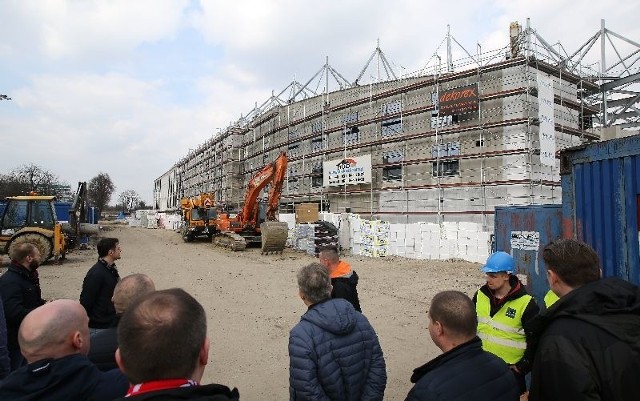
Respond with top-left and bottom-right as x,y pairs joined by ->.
289,223 -> 316,255
349,215 -> 390,258
387,221 -> 490,263
138,211 -> 158,229
281,212 -> 490,263
157,213 -> 182,230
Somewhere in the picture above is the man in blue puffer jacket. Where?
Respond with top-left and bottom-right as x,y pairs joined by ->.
289,262 -> 386,401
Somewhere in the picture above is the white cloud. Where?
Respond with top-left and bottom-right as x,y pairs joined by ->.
1,0 -> 638,203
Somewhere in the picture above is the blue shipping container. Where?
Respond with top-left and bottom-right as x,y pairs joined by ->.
560,135 -> 640,285
494,204 -> 563,307
88,207 -> 100,224
54,202 -> 72,222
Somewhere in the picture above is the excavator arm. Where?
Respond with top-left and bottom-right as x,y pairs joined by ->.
240,152 -> 287,227
213,152 -> 289,254
265,152 -> 288,221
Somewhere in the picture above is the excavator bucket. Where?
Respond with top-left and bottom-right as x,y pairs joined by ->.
260,221 -> 289,255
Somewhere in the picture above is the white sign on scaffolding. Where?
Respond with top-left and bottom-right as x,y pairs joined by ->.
323,154 -> 372,187
537,72 -> 556,167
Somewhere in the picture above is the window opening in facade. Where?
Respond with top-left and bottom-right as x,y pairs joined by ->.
432,141 -> 461,177
311,162 -> 323,188
343,112 -> 360,145
381,100 -> 402,137
311,121 -> 324,134
431,114 -> 459,129
382,150 -> 403,181
311,137 -> 323,153
288,130 -> 300,142
433,160 -> 460,177
288,144 -> 300,158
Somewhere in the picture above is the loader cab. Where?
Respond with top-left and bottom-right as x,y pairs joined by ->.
1,197 -> 56,235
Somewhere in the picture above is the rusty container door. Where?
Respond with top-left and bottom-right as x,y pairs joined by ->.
494,204 -> 563,306
561,136 -> 640,285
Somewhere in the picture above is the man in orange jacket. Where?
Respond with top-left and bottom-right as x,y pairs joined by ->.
318,246 -> 361,312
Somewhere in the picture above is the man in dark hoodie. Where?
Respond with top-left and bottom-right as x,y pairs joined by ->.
406,290 -> 518,401
472,251 -> 539,394
318,246 -> 361,312
0,299 -> 128,400
114,288 -> 239,400
88,273 -> 155,371
289,262 -> 386,401
528,239 -> 640,400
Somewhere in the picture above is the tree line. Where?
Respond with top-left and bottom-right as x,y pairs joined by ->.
0,163 -> 146,213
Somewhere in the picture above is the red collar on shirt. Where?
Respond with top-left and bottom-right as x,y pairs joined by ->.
126,378 -> 198,396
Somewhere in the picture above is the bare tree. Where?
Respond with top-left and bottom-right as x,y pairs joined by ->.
0,164 -> 67,199
12,164 -> 58,192
0,173 -> 28,199
88,173 -> 115,212
118,190 -> 141,213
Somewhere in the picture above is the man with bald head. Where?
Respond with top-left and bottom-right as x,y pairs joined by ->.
89,273 -> 155,371
0,300 -> 128,400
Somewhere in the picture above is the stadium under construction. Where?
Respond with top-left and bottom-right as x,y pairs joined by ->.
154,19 -> 640,233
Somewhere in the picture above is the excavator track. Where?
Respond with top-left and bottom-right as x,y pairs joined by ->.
260,221 -> 289,255
212,231 -> 247,251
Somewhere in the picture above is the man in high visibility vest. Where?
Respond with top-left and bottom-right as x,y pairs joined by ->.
543,289 -> 559,309
472,251 -> 539,395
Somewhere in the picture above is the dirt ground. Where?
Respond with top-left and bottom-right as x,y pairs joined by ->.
1,224 -> 486,400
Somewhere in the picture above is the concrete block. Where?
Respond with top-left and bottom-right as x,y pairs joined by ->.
406,224 -> 420,237
458,221 -> 480,231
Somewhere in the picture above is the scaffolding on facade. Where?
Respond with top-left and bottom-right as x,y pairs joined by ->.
154,19 -> 639,224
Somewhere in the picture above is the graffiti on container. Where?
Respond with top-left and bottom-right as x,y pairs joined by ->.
510,231 -> 540,251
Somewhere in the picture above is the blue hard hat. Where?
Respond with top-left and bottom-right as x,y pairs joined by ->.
482,251 -> 515,273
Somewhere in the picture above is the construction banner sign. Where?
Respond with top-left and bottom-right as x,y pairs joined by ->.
438,83 -> 479,116
323,154 -> 372,187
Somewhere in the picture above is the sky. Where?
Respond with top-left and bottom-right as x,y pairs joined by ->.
0,0 -> 638,205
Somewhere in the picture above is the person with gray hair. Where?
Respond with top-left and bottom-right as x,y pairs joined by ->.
89,273 -> 156,371
289,262 -> 386,400
405,291 -> 518,401
527,239 -> 640,400
0,300 -> 128,400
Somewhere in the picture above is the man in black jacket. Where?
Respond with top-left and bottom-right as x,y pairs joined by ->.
88,273 -> 155,371
0,295 -> 10,379
406,290 -> 518,401
80,237 -> 121,334
528,239 -> 640,400
0,243 -> 45,371
318,246 -> 361,312
114,288 -> 239,400
0,299 -> 128,400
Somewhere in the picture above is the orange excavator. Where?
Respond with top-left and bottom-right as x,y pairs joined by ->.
212,151 -> 289,254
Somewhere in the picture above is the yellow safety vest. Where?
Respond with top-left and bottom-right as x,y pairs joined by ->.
544,290 -> 559,308
476,291 -> 531,364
